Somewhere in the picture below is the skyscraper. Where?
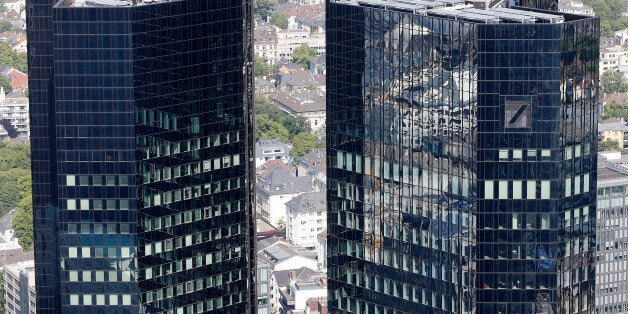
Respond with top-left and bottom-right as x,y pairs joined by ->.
26,0 -> 256,311
327,2 -> 598,313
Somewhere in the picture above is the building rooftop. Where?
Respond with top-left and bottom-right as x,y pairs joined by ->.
599,121 -> 628,132
286,191 -> 326,213
258,238 -> 317,267
599,156 -> 628,183
299,148 -> 326,174
338,0 -> 571,24
256,139 -> 292,157
258,166 -> 316,195
257,159 -> 296,177
270,91 -> 325,114
274,267 -> 323,288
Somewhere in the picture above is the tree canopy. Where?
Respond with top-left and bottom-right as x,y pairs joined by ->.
291,132 -> 324,160
599,139 -> 621,151
270,12 -> 288,29
602,100 -> 628,120
0,42 -> 27,73
254,54 -> 271,78
583,0 -> 628,36
0,140 -> 32,251
255,95 -> 311,141
601,71 -> 628,95
292,44 -> 316,68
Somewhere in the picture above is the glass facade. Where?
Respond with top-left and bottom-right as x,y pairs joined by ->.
28,0 -> 256,312
327,2 -> 598,313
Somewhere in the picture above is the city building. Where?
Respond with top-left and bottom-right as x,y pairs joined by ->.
270,91 -> 326,131
596,157 -> 628,313
276,29 -> 325,61
599,119 -> 628,150
558,0 -> 594,16
26,0 -> 256,311
297,148 -> 326,189
599,47 -> 628,75
257,258 -> 272,314
0,89 -> 28,138
277,268 -> 327,313
327,2 -> 598,313
254,21 -> 279,65
4,260 -> 36,314
256,139 -> 293,167
258,237 -> 318,273
286,191 -> 326,248
256,166 -> 316,227
271,267 -> 323,313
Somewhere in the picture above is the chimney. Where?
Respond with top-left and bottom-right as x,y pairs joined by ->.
316,149 -> 320,157
0,86 -> 5,103
290,271 -> 297,280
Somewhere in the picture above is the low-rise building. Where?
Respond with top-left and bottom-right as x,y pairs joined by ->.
278,268 -> 327,314
297,148 -> 326,189
270,91 -> 325,131
256,166 -> 316,227
257,237 -> 319,312
0,89 -> 28,138
4,260 -> 35,314
305,297 -> 328,314
255,139 -> 292,168
558,0 -> 594,16
599,119 -> 628,150
600,46 -> 628,75
286,191 -> 325,248
257,257 -> 272,314
596,157 -> 628,313
254,22 -> 279,65
276,29 -> 325,61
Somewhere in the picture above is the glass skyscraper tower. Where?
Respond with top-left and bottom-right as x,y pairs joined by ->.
27,0 -> 256,312
327,1 -> 598,313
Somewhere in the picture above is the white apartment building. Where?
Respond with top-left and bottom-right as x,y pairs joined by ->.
276,29 -> 325,61
4,260 -> 35,314
286,191 -> 325,248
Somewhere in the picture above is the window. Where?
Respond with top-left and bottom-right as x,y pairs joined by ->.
527,181 -> 536,199
70,295 -> 79,305
67,199 -> 77,210
513,181 -> 522,199
69,247 -> 78,258
66,175 -> 75,186
540,181 -> 550,199
484,181 -> 493,199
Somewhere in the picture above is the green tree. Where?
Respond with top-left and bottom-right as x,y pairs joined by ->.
283,116 -> 310,139
0,140 -> 31,172
0,20 -> 13,32
599,139 -> 621,151
270,12 -> 288,29
254,0 -> 276,19
0,43 -> 27,73
0,273 -> 4,314
0,168 -> 29,217
256,114 -> 290,142
291,44 -> 316,68
583,0 -> 628,36
291,132 -> 324,160
603,100 -> 628,120
12,192 -> 32,251
0,76 -> 11,94
254,54 -> 271,78
601,71 -> 628,95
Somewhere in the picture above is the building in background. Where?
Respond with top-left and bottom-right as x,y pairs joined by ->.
327,1 -> 598,312
26,0 -> 256,311
596,157 -> 628,313
4,260 -> 35,314
286,191 -> 326,248
257,166 -> 316,227
257,258 -> 272,314
256,139 -> 293,167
